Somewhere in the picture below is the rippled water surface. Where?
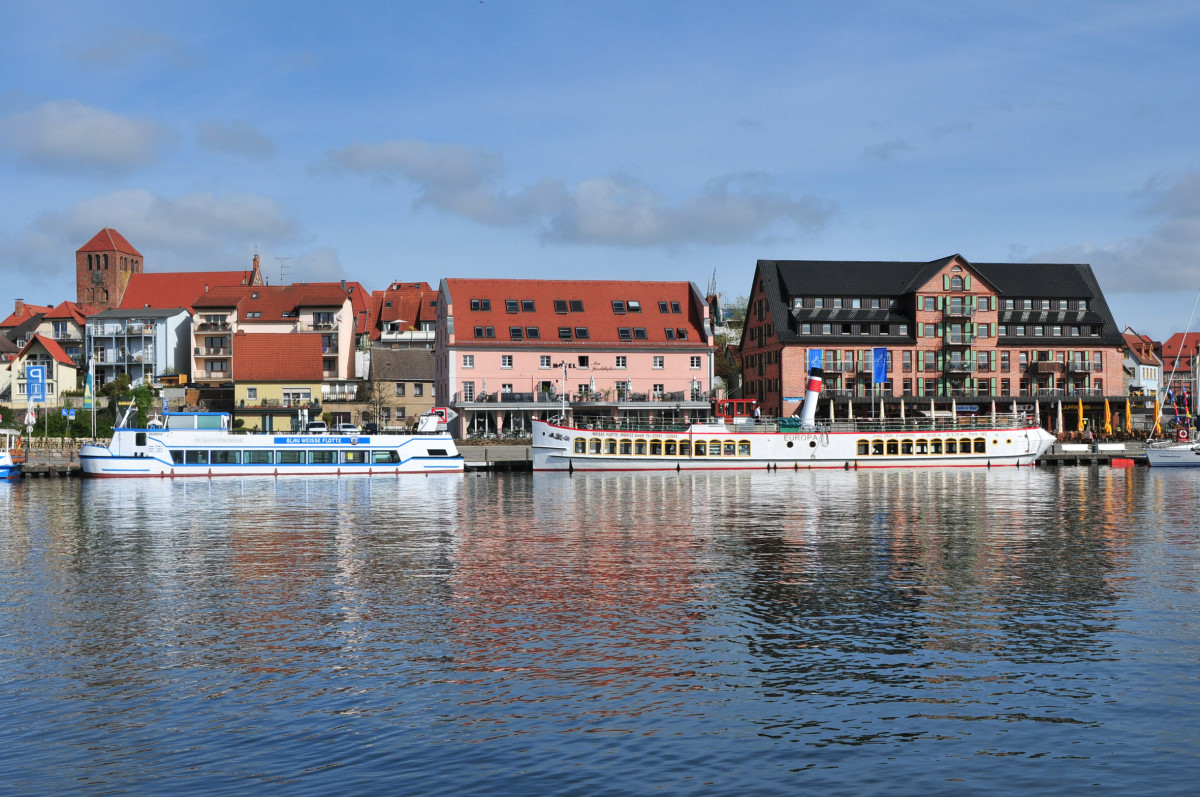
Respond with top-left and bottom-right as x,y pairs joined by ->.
2,468 -> 1199,795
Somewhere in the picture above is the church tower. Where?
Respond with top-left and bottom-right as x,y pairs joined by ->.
76,228 -> 143,309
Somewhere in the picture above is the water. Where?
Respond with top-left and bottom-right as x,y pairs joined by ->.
1,468 -> 1198,795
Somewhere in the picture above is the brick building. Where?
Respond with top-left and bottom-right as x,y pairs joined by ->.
741,254 -> 1126,430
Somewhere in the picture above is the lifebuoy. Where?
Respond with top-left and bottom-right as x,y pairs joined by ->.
1179,428 -> 1190,442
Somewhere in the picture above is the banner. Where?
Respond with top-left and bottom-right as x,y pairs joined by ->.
807,349 -> 823,372
83,357 -> 94,410
872,347 -> 888,384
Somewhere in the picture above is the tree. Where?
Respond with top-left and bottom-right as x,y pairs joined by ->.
358,364 -> 395,429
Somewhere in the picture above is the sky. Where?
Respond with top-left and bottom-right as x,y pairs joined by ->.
2,1 -> 1200,339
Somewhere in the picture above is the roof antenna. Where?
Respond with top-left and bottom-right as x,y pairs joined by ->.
276,256 -> 290,286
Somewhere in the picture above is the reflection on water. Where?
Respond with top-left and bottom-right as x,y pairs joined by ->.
1,468 -> 1198,795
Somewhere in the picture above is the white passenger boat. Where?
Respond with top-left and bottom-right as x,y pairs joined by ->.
80,408 -> 463,478
1,429 -> 22,480
533,369 -> 1056,471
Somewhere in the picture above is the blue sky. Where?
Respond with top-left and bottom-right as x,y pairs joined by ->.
2,1 -> 1199,338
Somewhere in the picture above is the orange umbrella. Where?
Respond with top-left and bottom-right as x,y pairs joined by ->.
1103,399 -> 1112,436
1076,397 -> 1084,432
1124,398 -> 1132,434
1154,398 -> 1161,435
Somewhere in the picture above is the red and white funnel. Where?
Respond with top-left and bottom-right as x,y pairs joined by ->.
799,368 -> 824,428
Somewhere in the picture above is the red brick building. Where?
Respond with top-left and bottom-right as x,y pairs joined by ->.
741,254 -> 1126,429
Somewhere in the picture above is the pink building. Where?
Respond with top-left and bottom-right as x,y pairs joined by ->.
436,278 -> 716,438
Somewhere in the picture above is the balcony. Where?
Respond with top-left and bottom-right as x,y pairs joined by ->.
1067,361 -> 1094,373
1035,361 -> 1064,373
196,321 -> 231,332
944,360 -> 977,373
942,305 -> 975,319
194,347 -> 229,357
944,333 -> 975,346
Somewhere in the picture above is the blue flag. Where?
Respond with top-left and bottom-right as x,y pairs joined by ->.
808,349 -> 823,372
872,347 -> 888,384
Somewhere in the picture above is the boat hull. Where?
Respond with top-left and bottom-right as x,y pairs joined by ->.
1145,444 -> 1200,467
532,418 -> 1055,471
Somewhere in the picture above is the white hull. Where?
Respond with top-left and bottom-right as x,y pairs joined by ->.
533,417 -> 1056,471
1145,443 -> 1200,467
80,414 -> 463,478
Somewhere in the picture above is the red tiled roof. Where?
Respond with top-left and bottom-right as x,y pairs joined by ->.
0,302 -> 52,328
120,271 -> 260,312
43,301 -> 98,325
16,334 -> 77,368
78,227 -> 142,257
193,284 -> 351,320
295,282 -> 371,334
1122,332 -> 1160,365
369,282 -> 437,340
443,278 -> 710,347
231,332 -> 323,381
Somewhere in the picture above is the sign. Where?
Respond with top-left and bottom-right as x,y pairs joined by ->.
957,405 -> 979,412
26,365 -> 46,403
807,349 -> 823,372
872,347 -> 888,384
69,409 -> 76,419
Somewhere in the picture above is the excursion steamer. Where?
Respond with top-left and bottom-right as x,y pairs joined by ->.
533,369 -> 1056,472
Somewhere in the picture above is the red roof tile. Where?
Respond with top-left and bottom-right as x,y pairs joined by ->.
78,227 -> 142,257
16,334 -> 77,368
120,271 -> 259,312
0,302 -> 53,328
193,284 -> 351,320
369,282 -> 437,340
43,301 -> 98,325
295,281 -> 371,334
443,278 -> 711,347
231,332 -> 323,381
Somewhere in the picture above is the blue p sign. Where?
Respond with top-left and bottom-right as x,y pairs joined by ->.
26,365 -> 46,403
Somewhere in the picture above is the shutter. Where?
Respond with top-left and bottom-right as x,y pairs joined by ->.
991,377 -> 997,394
936,323 -> 943,338
937,350 -> 944,369
917,351 -> 925,371
943,275 -> 950,290
917,378 -> 924,396
965,321 -> 973,334
916,323 -> 923,338
965,275 -> 972,290
990,351 -> 997,370
937,295 -> 945,310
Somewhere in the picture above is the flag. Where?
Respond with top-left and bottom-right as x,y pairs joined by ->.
872,347 -> 888,384
83,357 -> 94,410
807,348 -> 823,372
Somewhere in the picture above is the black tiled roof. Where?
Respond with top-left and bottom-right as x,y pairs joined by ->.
370,347 -> 434,381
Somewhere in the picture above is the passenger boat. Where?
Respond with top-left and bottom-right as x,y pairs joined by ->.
79,408 -> 463,478
1,429 -> 22,479
532,369 -> 1056,471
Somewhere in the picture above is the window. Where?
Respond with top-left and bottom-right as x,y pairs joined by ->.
950,276 -> 963,291
578,355 -> 589,368
1023,299 -> 1033,310
801,324 -> 811,334
822,324 -> 832,335
510,327 -> 524,340
569,300 -> 584,312
658,301 -> 670,313
618,327 -> 632,341
462,381 -> 475,401
559,327 -> 573,340
627,300 -> 642,313
522,300 -> 535,312
554,300 -> 568,314
665,328 -> 676,340
853,298 -> 863,309
616,356 -> 627,369
540,356 -> 551,368
463,354 -> 474,368
505,300 -> 519,313
871,298 -> 882,309
395,382 -> 406,397
526,327 -> 540,339
612,300 -> 627,314
574,327 -> 589,340
474,326 -> 485,338
469,298 -> 491,311
413,383 -> 423,397
633,328 -> 647,340
653,384 -> 664,398
813,297 -> 824,309
653,356 -> 664,369
671,301 -> 681,313
501,355 -> 513,369
676,328 -> 688,340
924,324 -> 936,337
690,356 -> 701,369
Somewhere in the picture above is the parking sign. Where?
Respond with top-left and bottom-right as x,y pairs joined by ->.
26,365 -> 46,403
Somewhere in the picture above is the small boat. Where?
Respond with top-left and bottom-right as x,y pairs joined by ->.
1145,426 -> 1200,467
79,407 -> 464,478
1,429 -> 23,480
533,368 -> 1056,471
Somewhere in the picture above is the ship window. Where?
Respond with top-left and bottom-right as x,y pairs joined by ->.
915,439 -> 928,455
694,441 -> 707,456
901,440 -> 913,455
723,440 -> 736,457
886,440 -> 899,456
945,439 -> 957,454
635,439 -> 648,455
605,439 -> 617,455
664,440 -> 677,456
738,440 -> 751,457
574,438 -> 587,454
135,432 -> 147,446
309,450 -> 337,464
171,450 -> 185,464
185,450 -> 208,465
960,437 -> 973,454
930,439 -> 943,455
679,441 -> 691,456
650,439 -> 663,456
871,439 -> 884,456
589,438 -> 602,454
973,438 -> 987,453
342,450 -> 368,464
211,450 -> 240,465
277,450 -> 304,464
372,451 -> 400,464
245,450 -> 273,464
857,439 -> 869,455
620,439 -> 632,455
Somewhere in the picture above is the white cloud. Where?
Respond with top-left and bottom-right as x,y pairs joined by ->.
71,28 -> 195,68
1027,170 -> 1200,293
317,139 -> 833,247
0,100 -> 174,174
197,119 -> 274,159
291,246 -> 347,283
1,189 -> 300,276
863,139 -> 914,161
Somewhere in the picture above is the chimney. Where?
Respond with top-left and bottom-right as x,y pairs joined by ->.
14,299 -> 24,315
340,279 -> 347,292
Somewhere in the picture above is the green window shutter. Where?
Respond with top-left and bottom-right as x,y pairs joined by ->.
965,275 -> 972,290
990,351 -> 997,369
966,295 -> 974,309
937,295 -> 945,310
917,379 -> 924,396
937,351 -> 944,369
991,377 -> 997,394
943,275 -> 950,290
917,351 -> 925,370
916,323 -> 923,338
936,323 -> 943,337
965,321 -> 973,334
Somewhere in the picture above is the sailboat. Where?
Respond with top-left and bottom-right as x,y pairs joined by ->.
1146,292 -> 1200,466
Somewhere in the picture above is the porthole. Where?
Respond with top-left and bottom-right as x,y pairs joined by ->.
1006,438 -> 1012,445
809,441 -> 817,448
787,441 -> 794,448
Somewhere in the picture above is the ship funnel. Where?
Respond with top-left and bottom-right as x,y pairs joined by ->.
798,367 -> 824,428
